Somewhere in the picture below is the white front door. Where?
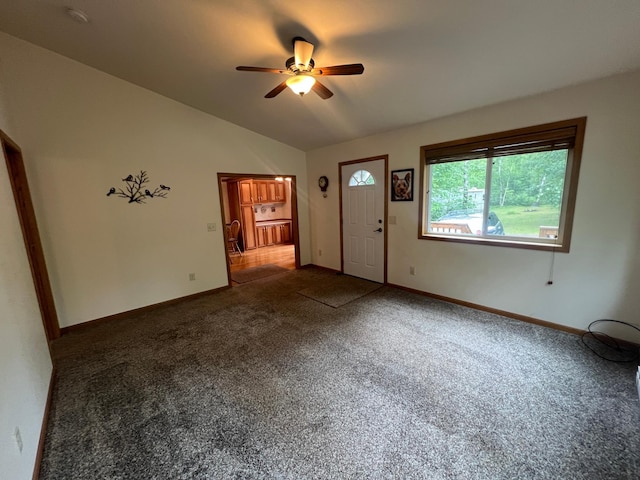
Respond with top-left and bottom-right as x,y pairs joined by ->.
340,158 -> 386,283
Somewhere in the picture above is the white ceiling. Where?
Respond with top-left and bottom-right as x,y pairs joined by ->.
0,0 -> 639,151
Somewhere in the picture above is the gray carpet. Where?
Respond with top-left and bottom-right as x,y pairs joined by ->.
41,268 -> 640,479
230,264 -> 288,283
298,274 -> 382,307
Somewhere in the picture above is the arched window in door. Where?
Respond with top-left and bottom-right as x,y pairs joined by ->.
349,169 -> 376,186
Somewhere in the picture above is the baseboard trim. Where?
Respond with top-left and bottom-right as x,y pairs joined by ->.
32,366 -> 56,480
387,282 -> 585,336
60,286 -> 229,335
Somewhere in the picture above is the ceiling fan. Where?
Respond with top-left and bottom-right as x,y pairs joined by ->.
236,37 -> 364,99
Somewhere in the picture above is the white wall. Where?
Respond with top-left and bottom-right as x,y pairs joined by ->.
0,53 -> 53,479
0,32 -> 309,328
307,70 -> 640,342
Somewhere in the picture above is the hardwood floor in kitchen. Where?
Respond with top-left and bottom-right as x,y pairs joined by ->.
228,244 -> 296,273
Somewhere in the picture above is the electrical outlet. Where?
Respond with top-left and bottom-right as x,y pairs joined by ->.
318,249 -> 322,256
207,223 -> 216,232
189,273 -> 195,281
410,266 -> 415,275
14,427 -> 23,453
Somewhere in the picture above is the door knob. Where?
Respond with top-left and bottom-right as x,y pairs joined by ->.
374,227 -> 383,232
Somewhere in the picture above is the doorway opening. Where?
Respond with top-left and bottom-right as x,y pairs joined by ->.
217,173 -> 300,285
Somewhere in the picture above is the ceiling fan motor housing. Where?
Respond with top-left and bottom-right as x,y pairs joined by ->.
286,57 -> 314,73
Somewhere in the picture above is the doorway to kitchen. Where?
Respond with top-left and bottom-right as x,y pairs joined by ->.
218,173 -> 300,285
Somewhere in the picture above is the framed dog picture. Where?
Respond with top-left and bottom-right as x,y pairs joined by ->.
391,168 -> 414,201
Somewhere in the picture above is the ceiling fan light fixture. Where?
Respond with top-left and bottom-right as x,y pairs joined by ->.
286,75 -> 316,96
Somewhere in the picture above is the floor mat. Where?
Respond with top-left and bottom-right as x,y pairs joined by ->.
298,275 -> 382,307
231,264 -> 289,283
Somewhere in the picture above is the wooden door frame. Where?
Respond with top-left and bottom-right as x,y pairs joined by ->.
217,172 -> 301,285
338,155 -> 389,284
1,130 -> 60,342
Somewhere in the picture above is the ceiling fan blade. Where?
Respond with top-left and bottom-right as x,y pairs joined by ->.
236,66 -> 288,74
293,37 -> 314,70
313,64 -> 365,76
312,79 -> 334,100
265,81 -> 288,98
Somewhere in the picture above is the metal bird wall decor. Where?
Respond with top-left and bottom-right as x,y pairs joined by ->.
107,170 -> 170,204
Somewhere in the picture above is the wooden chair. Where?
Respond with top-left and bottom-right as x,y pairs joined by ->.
227,220 -> 243,257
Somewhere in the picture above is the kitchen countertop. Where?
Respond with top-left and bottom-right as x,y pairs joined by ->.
255,219 -> 292,225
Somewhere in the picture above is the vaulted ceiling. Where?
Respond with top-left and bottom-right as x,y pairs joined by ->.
1,0 -> 639,151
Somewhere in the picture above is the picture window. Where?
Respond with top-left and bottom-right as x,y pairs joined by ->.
419,117 -> 586,252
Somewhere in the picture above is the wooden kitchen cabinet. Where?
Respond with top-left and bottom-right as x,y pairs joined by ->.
254,181 -> 268,204
256,221 -> 292,247
267,182 -> 277,202
227,181 -> 241,222
256,226 -> 264,247
251,180 -> 286,204
267,226 -> 276,245
273,222 -> 290,244
239,180 -> 255,205
256,224 -> 276,247
280,222 -> 291,243
274,223 -> 283,244
256,225 -> 265,247
274,181 -> 286,203
240,205 -> 257,250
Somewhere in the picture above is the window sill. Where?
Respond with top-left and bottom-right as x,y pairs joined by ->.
419,233 -> 568,252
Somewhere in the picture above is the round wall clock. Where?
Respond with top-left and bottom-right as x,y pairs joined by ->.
318,176 -> 329,192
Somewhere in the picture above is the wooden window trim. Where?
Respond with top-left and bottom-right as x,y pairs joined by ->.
418,117 -> 587,252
